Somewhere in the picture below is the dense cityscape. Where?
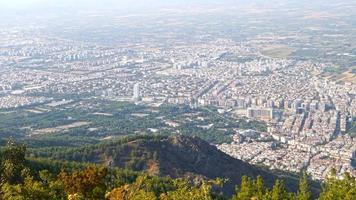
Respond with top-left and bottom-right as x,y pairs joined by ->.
0,0 -> 356,193
1,27 -> 356,180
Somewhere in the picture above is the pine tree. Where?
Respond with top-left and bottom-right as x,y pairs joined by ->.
319,172 -> 356,200
255,176 -> 265,200
297,172 -> 311,200
269,179 -> 293,200
233,176 -> 253,200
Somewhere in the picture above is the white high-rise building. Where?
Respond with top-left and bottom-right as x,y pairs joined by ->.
133,83 -> 140,100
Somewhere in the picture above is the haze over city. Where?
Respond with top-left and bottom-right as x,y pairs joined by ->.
0,0 -> 356,199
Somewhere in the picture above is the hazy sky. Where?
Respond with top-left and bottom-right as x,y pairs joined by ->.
1,0 -> 355,15
0,0 -> 248,17
0,0 -> 46,8
0,0 -> 252,10
0,0 -> 352,7
0,0 -> 199,8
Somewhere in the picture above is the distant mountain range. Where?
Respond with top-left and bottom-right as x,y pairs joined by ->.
30,135 -> 319,195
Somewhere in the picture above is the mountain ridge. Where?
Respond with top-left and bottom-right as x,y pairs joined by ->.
29,134 -> 312,195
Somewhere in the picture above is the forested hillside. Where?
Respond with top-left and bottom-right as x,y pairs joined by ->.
1,137 -> 356,199
28,135 -> 306,195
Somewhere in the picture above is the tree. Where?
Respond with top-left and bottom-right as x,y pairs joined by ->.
255,176 -> 265,200
319,172 -> 356,200
267,179 -> 294,200
58,166 -> 108,200
232,176 -> 254,200
1,170 -> 66,200
0,140 -> 27,185
163,178 -> 217,200
297,172 -> 311,200
106,175 -> 221,200
106,175 -> 162,200
106,184 -> 157,200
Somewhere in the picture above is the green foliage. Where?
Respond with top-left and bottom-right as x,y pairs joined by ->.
106,175 -> 222,200
232,176 -> 296,200
232,176 -> 255,200
58,166 -> 108,200
162,179 -> 217,200
27,135 -> 167,163
297,172 -> 311,200
3,139 -> 356,200
268,179 -> 294,200
0,141 -> 27,185
1,170 -> 66,200
318,172 -> 356,200
1,101 -> 267,147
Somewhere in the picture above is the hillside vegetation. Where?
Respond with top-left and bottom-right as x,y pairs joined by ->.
1,139 -> 356,199
28,135 -> 306,195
